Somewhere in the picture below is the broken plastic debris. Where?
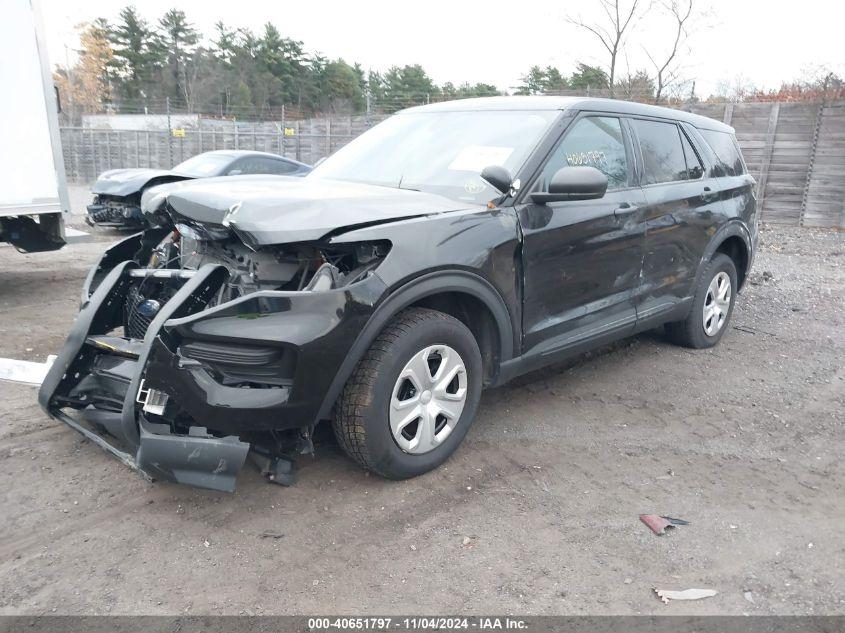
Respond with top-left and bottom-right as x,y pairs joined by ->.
640,514 -> 690,535
260,531 -> 284,539
655,588 -> 718,603
661,516 -> 690,525
641,515 -> 672,535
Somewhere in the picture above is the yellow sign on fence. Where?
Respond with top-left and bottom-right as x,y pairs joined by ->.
172,128 -> 186,138
283,127 -> 296,137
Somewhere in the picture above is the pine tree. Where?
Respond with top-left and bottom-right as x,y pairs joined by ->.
569,63 -> 610,91
155,9 -> 199,105
107,6 -> 159,102
382,65 -> 438,111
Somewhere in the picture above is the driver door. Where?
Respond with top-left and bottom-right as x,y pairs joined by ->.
516,114 -> 647,356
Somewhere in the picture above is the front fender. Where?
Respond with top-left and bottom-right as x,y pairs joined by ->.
314,269 -> 515,421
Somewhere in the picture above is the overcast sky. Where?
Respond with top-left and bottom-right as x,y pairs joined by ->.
40,0 -> 844,98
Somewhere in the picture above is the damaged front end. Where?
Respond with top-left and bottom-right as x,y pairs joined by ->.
86,193 -> 145,229
87,168 -> 183,229
39,216 -> 390,492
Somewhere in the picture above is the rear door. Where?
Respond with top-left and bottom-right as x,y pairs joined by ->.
517,114 -> 647,356
628,117 -> 725,321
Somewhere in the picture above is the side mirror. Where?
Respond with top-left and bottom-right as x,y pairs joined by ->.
480,165 -> 512,194
530,166 -> 608,204
227,169 -> 243,176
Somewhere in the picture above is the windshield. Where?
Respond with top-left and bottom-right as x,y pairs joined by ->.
173,153 -> 233,177
309,110 -> 558,204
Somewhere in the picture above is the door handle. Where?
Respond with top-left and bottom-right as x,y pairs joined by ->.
614,202 -> 637,216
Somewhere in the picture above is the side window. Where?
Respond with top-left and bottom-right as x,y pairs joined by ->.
227,158 -> 248,175
700,129 -> 746,177
631,119 -> 689,185
234,157 -> 296,175
680,130 -> 704,179
538,116 -> 630,191
262,158 -> 299,175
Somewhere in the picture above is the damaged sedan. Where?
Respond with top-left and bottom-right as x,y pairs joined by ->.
40,96 -> 757,492
86,149 -> 311,229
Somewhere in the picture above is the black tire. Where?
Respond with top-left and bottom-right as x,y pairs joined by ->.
333,307 -> 483,479
666,253 -> 738,349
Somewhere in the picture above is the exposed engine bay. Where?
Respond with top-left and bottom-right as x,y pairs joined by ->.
123,221 -> 389,339
162,222 -> 387,295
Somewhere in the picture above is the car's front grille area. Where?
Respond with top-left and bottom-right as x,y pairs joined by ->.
88,197 -> 141,224
125,284 -> 154,339
124,281 -> 179,339
88,204 -> 122,224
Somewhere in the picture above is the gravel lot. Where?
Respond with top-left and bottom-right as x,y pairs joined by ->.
0,207 -> 842,615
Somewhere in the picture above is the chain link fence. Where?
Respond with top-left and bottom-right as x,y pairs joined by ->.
59,100 -> 845,228
60,114 -> 389,183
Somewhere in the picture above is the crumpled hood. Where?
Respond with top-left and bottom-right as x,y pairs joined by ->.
92,168 -> 189,197
164,177 -> 474,245
141,175 -> 291,215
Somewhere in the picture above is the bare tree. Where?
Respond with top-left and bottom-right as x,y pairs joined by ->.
567,0 -> 644,97
713,74 -> 756,102
644,0 -> 695,103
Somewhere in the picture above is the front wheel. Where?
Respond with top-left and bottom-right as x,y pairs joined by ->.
666,253 -> 738,349
333,308 -> 482,479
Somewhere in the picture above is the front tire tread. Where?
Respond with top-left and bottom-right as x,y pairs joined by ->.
334,308 -> 475,478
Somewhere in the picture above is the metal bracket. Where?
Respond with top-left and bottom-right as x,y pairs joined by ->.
250,446 -> 296,486
135,378 -> 169,416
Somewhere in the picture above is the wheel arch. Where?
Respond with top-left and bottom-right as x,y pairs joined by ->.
315,271 -> 515,421
700,221 -> 753,291
408,291 -> 502,385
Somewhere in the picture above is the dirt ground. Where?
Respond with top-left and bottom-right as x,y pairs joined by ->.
0,205 -> 842,615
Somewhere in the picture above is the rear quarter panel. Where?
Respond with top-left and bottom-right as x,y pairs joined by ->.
685,123 -> 758,262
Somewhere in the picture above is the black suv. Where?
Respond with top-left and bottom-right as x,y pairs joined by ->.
40,97 -> 757,492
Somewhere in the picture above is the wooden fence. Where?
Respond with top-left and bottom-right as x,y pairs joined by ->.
60,102 -> 845,228
684,101 -> 845,228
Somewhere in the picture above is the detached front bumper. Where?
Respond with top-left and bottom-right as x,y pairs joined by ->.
38,259 -> 385,491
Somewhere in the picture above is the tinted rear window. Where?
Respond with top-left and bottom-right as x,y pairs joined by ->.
700,129 -> 746,176
631,119 -> 689,185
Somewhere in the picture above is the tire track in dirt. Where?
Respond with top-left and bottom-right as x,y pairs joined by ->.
0,495 -> 150,561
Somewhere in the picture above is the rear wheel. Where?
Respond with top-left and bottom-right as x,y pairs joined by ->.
333,307 -> 482,479
666,253 -> 737,349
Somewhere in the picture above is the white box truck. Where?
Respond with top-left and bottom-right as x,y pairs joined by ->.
0,0 -> 69,252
